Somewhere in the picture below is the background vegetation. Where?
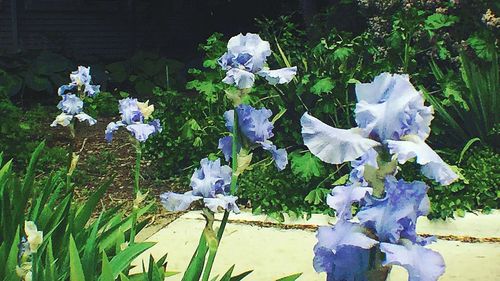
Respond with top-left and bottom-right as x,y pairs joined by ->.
1,0 -> 498,220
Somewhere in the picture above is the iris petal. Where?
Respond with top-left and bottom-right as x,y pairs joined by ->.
126,123 -> 157,142
380,240 -> 445,281
387,136 -> 458,185
259,141 -> 288,171
301,113 -> 380,164
222,68 -> 255,89
257,67 -> 297,85
327,183 -> 372,220
226,33 -> 271,72
203,195 -> 240,213
159,192 -> 202,212
354,73 -> 433,141
357,176 -> 430,244
75,113 -> 97,126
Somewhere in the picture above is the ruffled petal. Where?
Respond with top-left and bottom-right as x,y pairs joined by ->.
354,73 -> 433,141
349,148 -> 379,185
119,98 -> 143,125
126,123 -> 157,142
57,94 -> 83,115
259,141 -> 288,171
316,222 -> 378,253
51,113 -> 73,127
190,158 -> 232,198
387,136 -> 458,185
313,245 -> 371,281
380,240 -> 445,281
159,191 -> 202,212
357,176 -> 430,244
314,222 -> 376,281
104,121 -> 123,142
148,119 -> 162,133
203,195 -> 240,213
57,83 -> 76,95
237,104 -> 275,143
326,183 -> 372,220
222,68 -> 255,89
70,66 -> 91,86
218,136 -> 233,161
227,33 -> 271,72
75,113 -> 97,126
84,84 -> 100,97
301,113 -> 380,164
257,66 -> 297,85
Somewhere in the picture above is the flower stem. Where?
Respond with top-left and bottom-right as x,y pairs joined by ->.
129,142 -> 142,245
230,109 -> 239,194
134,142 -> 142,195
202,102 -> 240,281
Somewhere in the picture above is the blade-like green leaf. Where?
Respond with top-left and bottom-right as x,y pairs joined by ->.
109,242 -> 155,278
275,273 -> 302,281
100,252 -> 114,281
69,234 -> 86,281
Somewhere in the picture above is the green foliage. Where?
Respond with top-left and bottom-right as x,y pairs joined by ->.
426,48 -> 499,147
290,151 -> 326,181
0,143 -> 172,280
144,87 -> 226,179
238,164 -> 334,221
0,99 -> 63,171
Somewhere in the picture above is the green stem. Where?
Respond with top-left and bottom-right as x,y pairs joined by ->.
202,100 -> 241,281
134,143 -> 142,195
201,248 -> 217,281
230,109 -> 239,194
130,142 -> 142,245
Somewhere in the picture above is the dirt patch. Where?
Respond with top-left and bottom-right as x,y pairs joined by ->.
47,116 -> 190,221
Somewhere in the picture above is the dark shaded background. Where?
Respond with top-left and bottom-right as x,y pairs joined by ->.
0,0 -> 316,60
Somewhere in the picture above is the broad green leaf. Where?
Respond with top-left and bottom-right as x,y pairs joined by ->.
310,78 -> 334,95
290,152 -> 325,181
100,252 -> 114,281
424,13 -> 458,31
4,228 -> 20,279
333,47 -> 353,62
219,265 -> 235,281
305,188 -> 330,205
467,34 -> 495,61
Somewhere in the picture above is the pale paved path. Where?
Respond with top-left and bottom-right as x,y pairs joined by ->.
133,211 -> 500,280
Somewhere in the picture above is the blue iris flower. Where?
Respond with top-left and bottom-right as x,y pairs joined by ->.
51,94 -> 96,127
304,73 -> 451,281
219,104 -> 288,171
58,66 -> 100,97
160,158 -> 240,213
313,222 -> 378,281
301,73 -> 457,185
218,33 -> 297,89
105,98 -> 162,143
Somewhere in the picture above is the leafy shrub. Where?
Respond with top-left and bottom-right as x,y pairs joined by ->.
238,163 -> 333,221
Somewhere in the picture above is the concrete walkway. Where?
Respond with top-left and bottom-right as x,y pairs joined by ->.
132,211 -> 500,280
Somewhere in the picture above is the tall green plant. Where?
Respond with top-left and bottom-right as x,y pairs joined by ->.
426,50 -> 499,147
